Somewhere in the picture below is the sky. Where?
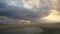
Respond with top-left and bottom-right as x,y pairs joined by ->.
0,0 -> 53,24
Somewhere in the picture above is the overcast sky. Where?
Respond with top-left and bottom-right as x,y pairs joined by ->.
0,0 -> 51,20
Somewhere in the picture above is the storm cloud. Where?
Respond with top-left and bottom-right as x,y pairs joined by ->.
0,0 -> 50,21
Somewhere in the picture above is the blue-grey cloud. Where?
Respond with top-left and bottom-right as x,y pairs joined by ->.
0,0 -> 50,20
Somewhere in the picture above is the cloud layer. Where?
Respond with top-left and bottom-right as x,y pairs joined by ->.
0,0 -> 51,23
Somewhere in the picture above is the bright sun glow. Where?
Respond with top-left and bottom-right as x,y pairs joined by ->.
41,10 -> 60,22
41,0 -> 60,23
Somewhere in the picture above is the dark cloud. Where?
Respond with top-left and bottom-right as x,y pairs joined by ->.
0,0 -> 50,20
